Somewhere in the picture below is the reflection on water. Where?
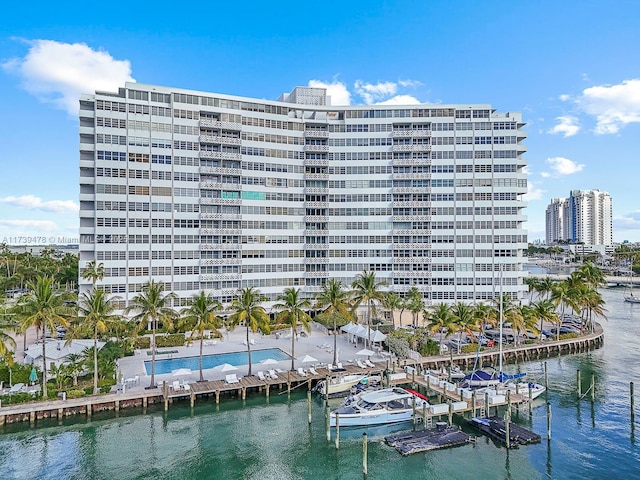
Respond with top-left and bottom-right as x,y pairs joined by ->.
1,288 -> 639,479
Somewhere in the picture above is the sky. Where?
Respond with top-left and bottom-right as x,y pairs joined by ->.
1,0 -> 640,245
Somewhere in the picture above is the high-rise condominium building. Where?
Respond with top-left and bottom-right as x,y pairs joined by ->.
545,190 -> 612,246
78,84 -> 528,310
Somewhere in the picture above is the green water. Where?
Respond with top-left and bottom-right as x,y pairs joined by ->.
2,287 -> 639,479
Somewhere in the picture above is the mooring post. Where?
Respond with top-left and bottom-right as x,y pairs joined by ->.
412,370 -> 416,389
546,402 -> 552,440
307,390 -> 312,425
528,384 -> 533,415
412,397 -> 417,430
324,376 -> 329,405
544,361 -> 548,390
590,373 -> 595,402
577,369 -> 581,398
631,382 -> 635,424
505,404 -> 511,449
335,413 -> 340,449
326,405 -> 331,442
448,400 -> 453,426
362,433 -> 368,476
422,402 -> 427,430
506,390 -> 511,417
472,391 -> 476,417
485,391 -> 490,417
426,375 -> 430,395
190,391 -> 195,408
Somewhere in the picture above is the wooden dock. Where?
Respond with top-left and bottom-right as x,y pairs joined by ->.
468,416 -> 541,447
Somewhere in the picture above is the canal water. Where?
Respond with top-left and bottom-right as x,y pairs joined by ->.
1,286 -> 639,479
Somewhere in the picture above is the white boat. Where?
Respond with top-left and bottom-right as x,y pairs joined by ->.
497,381 -> 546,400
623,274 -> 640,303
330,387 -> 429,427
316,374 -> 370,396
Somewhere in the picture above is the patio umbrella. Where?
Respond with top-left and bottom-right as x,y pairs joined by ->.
356,348 -> 375,357
219,363 -> 238,372
29,368 -> 38,384
369,329 -> 387,343
299,354 -> 318,363
261,358 -> 280,365
172,368 -> 192,377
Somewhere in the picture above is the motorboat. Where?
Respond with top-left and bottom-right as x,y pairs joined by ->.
315,373 -> 370,397
497,381 -> 546,400
330,387 -> 429,427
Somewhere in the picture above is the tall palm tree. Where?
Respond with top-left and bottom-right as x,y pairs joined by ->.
383,292 -> 403,330
15,276 -> 70,397
523,277 -> 540,303
351,271 -> 387,349
537,277 -> 556,301
274,288 -> 312,371
227,287 -> 270,376
576,261 -> 606,289
530,299 -> 558,341
126,281 -> 178,389
179,291 -> 223,382
0,315 -> 16,357
81,261 -> 104,288
77,288 -> 121,394
315,279 -> 353,365
405,287 -> 425,328
550,281 -> 573,340
427,303 -> 456,345
451,302 -> 477,353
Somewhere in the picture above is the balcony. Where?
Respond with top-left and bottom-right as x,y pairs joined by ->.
304,144 -> 329,152
200,182 -> 241,191
200,273 -> 241,282
200,151 -> 242,161
304,257 -> 329,264
305,173 -> 329,180
304,158 -> 329,167
200,166 -> 241,176
305,187 -> 329,194
200,119 -> 242,131
392,173 -> 431,180
200,258 -> 242,266
200,198 -> 241,206
392,130 -> 431,138
392,215 -> 431,222
305,215 -> 329,223
304,130 -> 329,138
392,144 -> 431,152
200,213 -> 242,220
304,244 -> 329,250
305,271 -> 330,278
201,243 -> 241,250
392,187 -> 431,194
200,228 -> 242,236
199,135 -> 241,146
392,158 -> 431,166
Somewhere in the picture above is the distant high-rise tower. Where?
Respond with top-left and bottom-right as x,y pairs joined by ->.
545,190 -> 612,245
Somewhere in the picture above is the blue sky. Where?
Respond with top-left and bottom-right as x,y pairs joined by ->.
1,0 -> 639,244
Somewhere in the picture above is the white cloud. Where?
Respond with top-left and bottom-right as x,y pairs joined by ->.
354,80 -> 398,104
376,94 -> 421,105
547,116 -> 580,137
0,195 -> 79,214
523,181 -> 545,201
577,78 -> 640,134
398,79 -> 423,88
0,219 -> 59,231
3,39 -> 134,115
540,171 -> 551,178
308,79 -> 351,105
545,157 -> 585,176
559,94 -> 571,102
614,211 -> 640,230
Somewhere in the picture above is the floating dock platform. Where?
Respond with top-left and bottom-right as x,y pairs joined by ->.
468,416 -> 541,447
385,423 -> 471,456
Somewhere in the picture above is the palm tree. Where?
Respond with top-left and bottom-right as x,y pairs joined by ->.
0,315 -> 16,357
351,271 -> 387,349
315,279 -> 353,365
179,291 -> 223,382
406,288 -> 425,328
1,350 -> 15,387
77,288 -> 121,394
427,303 -> 456,346
576,261 -> 606,289
65,353 -> 84,386
383,292 -> 403,330
15,276 -> 70,397
81,260 -> 104,288
126,281 -> 178,389
227,287 -> 270,376
550,281 -> 571,341
537,277 -> 556,301
451,303 -> 477,353
530,299 -> 558,341
274,288 -> 312,371
523,277 -> 540,303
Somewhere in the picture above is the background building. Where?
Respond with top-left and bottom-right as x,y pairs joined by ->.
545,189 -> 612,246
78,84 -> 528,310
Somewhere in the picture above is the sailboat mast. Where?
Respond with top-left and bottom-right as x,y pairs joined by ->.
499,264 -> 503,376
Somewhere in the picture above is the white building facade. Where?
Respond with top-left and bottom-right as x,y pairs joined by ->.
545,190 -> 612,246
78,84 -> 528,310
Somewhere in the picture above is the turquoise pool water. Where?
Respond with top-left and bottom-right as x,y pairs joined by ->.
145,347 -> 290,375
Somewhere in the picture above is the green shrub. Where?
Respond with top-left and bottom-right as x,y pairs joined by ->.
66,389 -> 85,399
156,334 -> 187,348
46,388 -> 59,400
419,339 -> 440,356
1,392 -> 32,405
460,344 -> 479,354
134,337 -> 151,349
559,332 -> 580,340
83,386 -> 93,395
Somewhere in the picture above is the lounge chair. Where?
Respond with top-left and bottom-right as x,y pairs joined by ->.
365,360 -> 375,368
356,359 -> 367,369
308,367 -> 319,376
183,381 -> 191,391
297,367 -> 308,377
275,368 -> 284,373
268,370 -> 279,380
9,383 -> 24,393
336,363 -> 343,369
225,374 -> 240,384
257,371 -> 267,381
327,363 -> 334,370
250,339 -> 255,345
172,380 -> 181,391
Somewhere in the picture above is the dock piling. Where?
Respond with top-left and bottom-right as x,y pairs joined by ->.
362,433 -> 368,476
590,373 -> 595,402
326,405 -> 331,442
335,413 -> 340,449
631,382 -> 635,424
546,402 -> 552,440
307,390 -> 312,425
577,370 -> 581,398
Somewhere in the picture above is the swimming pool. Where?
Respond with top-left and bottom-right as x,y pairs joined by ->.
145,348 -> 290,375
